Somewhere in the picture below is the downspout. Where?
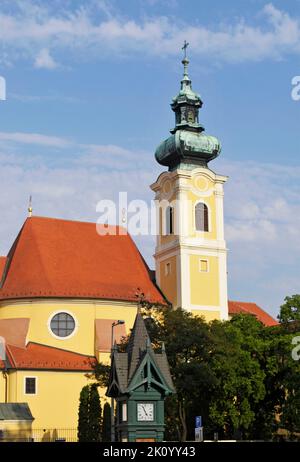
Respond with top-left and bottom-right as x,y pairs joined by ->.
2,369 -> 8,403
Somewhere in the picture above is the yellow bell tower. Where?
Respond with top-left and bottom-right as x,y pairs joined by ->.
151,44 -> 228,321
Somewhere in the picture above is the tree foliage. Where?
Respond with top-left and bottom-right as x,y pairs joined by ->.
91,294 -> 300,441
78,384 -> 102,442
78,385 -> 90,442
279,295 -> 300,323
141,298 -> 300,441
102,402 -> 112,442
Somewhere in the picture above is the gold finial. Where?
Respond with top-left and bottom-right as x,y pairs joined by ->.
28,195 -> 33,217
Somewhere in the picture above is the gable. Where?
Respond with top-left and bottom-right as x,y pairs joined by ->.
127,351 -> 174,396
106,353 -> 128,396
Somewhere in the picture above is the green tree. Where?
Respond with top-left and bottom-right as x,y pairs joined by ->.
208,315 -> 267,439
91,296 -> 300,441
279,294 -> 300,323
142,303 -> 280,441
277,295 -> 300,438
78,384 -> 102,442
102,402 -> 111,442
89,384 -> 102,442
143,304 -> 215,441
93,363 -> 111,387
281,370 -> 300,438
78,385 -> 90,442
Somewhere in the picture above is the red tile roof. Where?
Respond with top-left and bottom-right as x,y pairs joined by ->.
228,300 -> 278,326
3,342 -> 96,371
0,256 -> 6,279
0,216 -> 165,304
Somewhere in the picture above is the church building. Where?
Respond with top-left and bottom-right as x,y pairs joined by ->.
0,52 -> 277,437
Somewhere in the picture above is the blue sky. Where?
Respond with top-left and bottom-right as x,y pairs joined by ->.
0,0 -> 300,318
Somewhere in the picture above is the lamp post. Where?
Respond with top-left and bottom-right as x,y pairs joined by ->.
111,320 -> 125,442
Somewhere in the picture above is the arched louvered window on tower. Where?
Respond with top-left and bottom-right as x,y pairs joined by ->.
195,202 -> 209,232
166,206 -> 174,235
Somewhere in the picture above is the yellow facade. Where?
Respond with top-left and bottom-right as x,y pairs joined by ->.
7,370 -> 91,429
0,298 -> 139,432
191,310 -> 221,322
151,166 -> 228,321
0,367 -> 111,435
0,372 -> 5,401
159,256 -> 177,306
190,255 -> 220,306
0,299 -> 138,357
0,420 -> 33,441
0,168 -> 228,437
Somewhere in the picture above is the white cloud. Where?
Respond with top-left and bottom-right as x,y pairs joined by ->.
9,92 -> 83,103
0,131 -> 72,148
218,159 -> 300,315
1,132 -> 300,317
34,48 -> 58,69
0,2 -> 299,67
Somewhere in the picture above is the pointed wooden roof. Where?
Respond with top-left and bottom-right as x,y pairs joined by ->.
107,312 -> 175,397
127,311 -> 150,382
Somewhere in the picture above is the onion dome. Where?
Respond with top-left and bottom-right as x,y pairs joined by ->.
155,42 -> 221,170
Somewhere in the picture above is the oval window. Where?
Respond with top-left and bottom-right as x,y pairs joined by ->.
50,312 -> 76,338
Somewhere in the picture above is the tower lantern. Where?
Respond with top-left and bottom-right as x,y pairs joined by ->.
151,45 -> 228,321
155,43 -> 221,170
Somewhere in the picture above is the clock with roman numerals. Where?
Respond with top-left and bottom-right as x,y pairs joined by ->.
137,403 -> 154,421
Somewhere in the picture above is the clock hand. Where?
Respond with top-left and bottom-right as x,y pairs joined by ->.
142,405 -> 148,416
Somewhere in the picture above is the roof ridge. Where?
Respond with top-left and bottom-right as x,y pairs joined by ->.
0,221 -> 27,288
230,300 -> 257,306
5,344 -> 16,368
26,341 -> 96,358
127,312 -> 151,381
28,215 -> 125,229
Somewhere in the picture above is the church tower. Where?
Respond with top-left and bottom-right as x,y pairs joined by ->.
151,44 -> 228,321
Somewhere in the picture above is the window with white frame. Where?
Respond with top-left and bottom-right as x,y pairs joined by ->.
195,203 -> 209,232
25,377 -> 37,395
199,259 -> 209,272
50,312 -> 76,338
165,206 -> 174,235
165,262 -> 171,276
122,402 -> 127,422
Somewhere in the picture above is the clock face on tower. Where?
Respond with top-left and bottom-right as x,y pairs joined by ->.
137,403 -> 154,421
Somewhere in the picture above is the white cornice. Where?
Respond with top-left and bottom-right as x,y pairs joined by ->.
0,298 -> 138,308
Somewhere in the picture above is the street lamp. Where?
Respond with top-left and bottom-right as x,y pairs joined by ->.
111,320 -> 125,442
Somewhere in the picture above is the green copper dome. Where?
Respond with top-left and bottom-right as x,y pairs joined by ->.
155,44 -> 221,170
155,130 -> 221,170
